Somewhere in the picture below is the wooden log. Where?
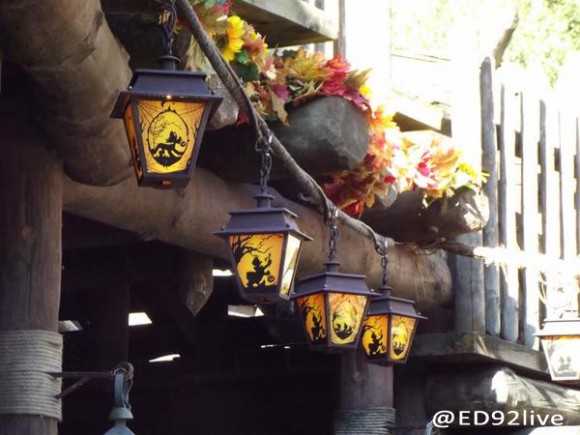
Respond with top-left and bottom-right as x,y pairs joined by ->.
426,367 -> 580,426
178,251 -> 214,317
0,124 -> 62,434
63,167 -> 453,309
0,0 -> 132,185
198,96 -> 370,182
335,352 -> 395,435
361,187 -> 489,243
481,57 -> 501,337
339,352 -> 393,410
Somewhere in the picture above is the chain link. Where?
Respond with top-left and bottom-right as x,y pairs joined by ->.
159,0 -> 177,56
257,133 -> 273,195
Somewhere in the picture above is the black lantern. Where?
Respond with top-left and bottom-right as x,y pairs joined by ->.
361,241 -> 426,365
111,1 -> 222,188
291,212 -> 374,351
104,363 -> 135,435
536,317 -> 580,382
216,135 -> 312,304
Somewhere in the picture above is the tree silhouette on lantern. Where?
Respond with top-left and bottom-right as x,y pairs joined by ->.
229,234 -> 281,291
300,303 -> 327,343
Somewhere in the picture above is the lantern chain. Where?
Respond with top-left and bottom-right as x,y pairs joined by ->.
374,235 -> 389,288
325,207 -> 339,263
159,0 -> 177,56
257,133 -> 273,196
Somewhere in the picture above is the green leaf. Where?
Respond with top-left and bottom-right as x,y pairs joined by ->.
233,62 -> 260,82
235,49 -> 250,65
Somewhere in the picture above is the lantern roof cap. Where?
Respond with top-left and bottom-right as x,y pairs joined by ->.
367,290 -> 427,319
215,205 -> 312,241
292,264 -> 372,298
111,68 -> 222,119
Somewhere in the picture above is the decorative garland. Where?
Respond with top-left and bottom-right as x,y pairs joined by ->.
182,0 -> 485,217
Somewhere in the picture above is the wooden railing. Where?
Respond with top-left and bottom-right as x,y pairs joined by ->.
478,59 -> 580,349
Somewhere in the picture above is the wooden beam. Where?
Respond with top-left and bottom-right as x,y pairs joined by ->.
0,0 -> 132,185
426,367 -> 580,426
412,333 -> 548,376
63,167 -> 453,309
0,124 -> 62,434
230,0 -> 338,46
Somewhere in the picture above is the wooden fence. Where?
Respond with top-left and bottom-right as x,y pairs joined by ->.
478,59 -> 580,349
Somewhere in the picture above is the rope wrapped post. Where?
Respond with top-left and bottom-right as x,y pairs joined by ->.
336,351 -> 395,435
0,122 -> 63,434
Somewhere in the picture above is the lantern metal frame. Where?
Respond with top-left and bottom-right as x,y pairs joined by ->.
536,317 -> 580,382
291,210 -> 374,352
361,239 -> 426,365
216,134 -> 312,304
111,0 -> 222,188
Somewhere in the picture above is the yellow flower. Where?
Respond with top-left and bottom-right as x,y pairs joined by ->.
222,16 -> 245,61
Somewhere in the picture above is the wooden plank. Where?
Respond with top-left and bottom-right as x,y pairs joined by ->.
559,112 -> 578,263
498,82 -> 520,342
412,333 -> 548,376
521,88 -> 541,349
557,111 -> 579,315
0,124 -> 62,435
230,0 -> 338,46
426,367 -> 580,426
539,101 -> 562,316
577,116 -> 580,259
480,57 -> 501,337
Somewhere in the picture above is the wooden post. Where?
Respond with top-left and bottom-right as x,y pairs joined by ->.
480,57 -> 501,337
521,86 -> 541,348
449,26 -> 485,335
539,101 -> 562,317
498,81 -> 520,342
335,351 -> 395,434
0,123 -> 63,434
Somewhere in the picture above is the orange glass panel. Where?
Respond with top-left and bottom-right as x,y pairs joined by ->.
328,294 -> 367,345
362,315 -> 388,357
296,293 -> 327,344
135,99 -> 204,174
280,235 -> 301,298
228,234 -> 283,291
389,315 -> 416,361
123,104 -> 144,180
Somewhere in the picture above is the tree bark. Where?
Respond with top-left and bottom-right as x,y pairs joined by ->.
63,168 -> 452,309
0,122 -> 62,434
0,0 -> 132,186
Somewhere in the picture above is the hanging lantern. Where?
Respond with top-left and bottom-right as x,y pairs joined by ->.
361,240 -> 426,365
104,363 -> 135,435
291,214 -> 374,351
361,287 -> 426,365
216,135 -> 311,304
111,1 -> 222,188
536,317 -> 580,382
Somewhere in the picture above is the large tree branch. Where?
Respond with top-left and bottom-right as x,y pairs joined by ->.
63,168 -> 452,309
